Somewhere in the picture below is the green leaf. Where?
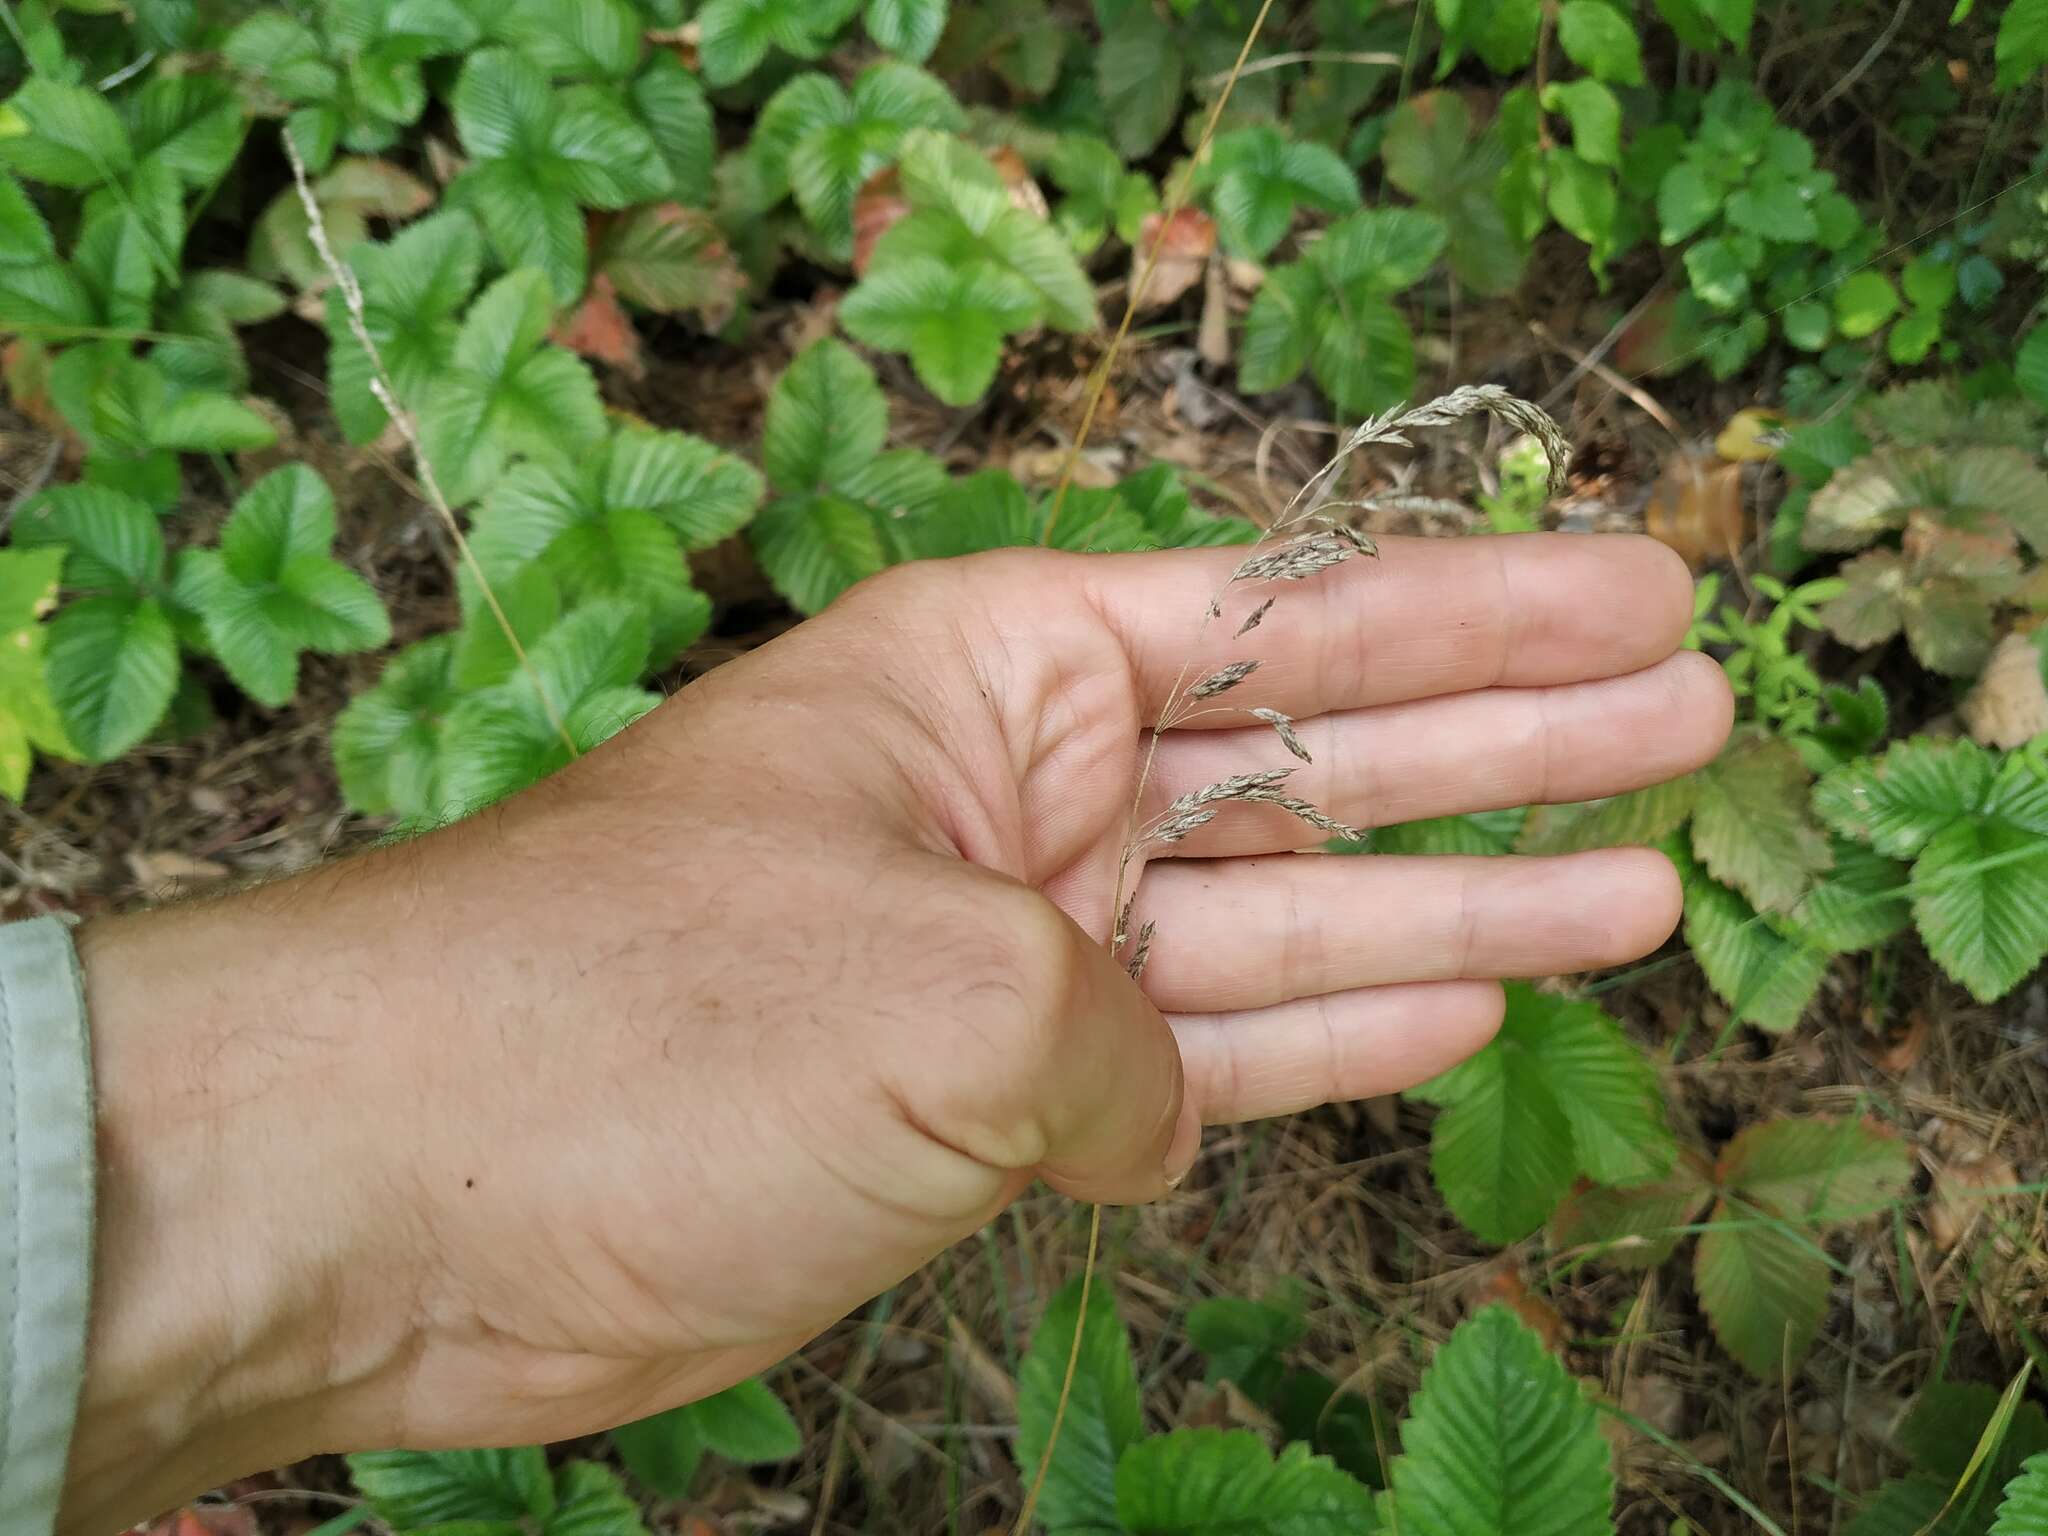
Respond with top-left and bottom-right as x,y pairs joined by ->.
1813,736 -> 1989,859
1697,0 -> 1755,46
1679,848 -> 1832,1032
328,209 -> 484,444
0,548 -> 75,799
1793,839 -> 1910,954
44,596 -> 179,763
1379,91 -> 1527,296
1727,175 -> 1819,244
613,1408 -> 708,1501
866,0 -> 947,61
347,1448 -> 555,1534
1903,1382 -> 2048,1492
605,425 -> 765,550
1693,1209 -> 1830,1380
1237,262 -> 1319,396
1912,811 -> 2048,1002
1389,1305 -> 1615,1536
1690,731 -> 1832,913
129,75 -> 246,187
1411,983 -> 1669,1244
761,338 -> 888,494
1834,271 -> 1901,339
1544,148 -> 1618,270
1200,125 -> 1359,261
1186,1290 -> 1306,1403
2017,325 -> 2048,413
696,0 -> 856,85
1116,1429 -> 1378,1535
148,390 -> 278,454
1845,1479 -> 1962,1536
1993,1453 -> 2048,1533
1556,0 -> 1643,82
841,256 -> 1039,403
1541,79 -> 1620,168
1684,237 -> 1752,312
1048,135 -> 1156,254
749,493 -> 887,614
544,1461 -> 648,1536
1782,299 -> 1832,351
1515,777 -> 1698,856
332,635 -> 459,820
1015,1276 -> 1143,1536
1658,161 -> 1722,244
0,170 -> 55,265
686,1379 -> 804,1463
0,79 -> 133,188
14,484 -> 164,594
1996,0 -> 2048,88
1097,2 -> 1185,158
1374,808 -> 1526,856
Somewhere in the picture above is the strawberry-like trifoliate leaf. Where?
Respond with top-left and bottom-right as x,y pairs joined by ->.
0,547 -> 76,800
1095,0 -> 1185,159
14,483 -> 168,596
627,53 -> 714,207
1803,445 -> 2048,556
696,0 -> 862,87
248,154 -> 435,293
1690,729 -> 1832,913
760,338 -> 889,494
751,64 -> 964,257
1792,839 -> 1911,955
448,48 -> 670,302
417,268 -> 608,506
44,345 -> 276,509
1910,759 -> 2048,1002
438,600 -> 661,813
869,130 -> 1096,334
1015,1276 -> 1144,1536
1549,1158 -> 1714,1270
1196,124 -> 1360,261
332,634 -> 460,821
864,0 -> 947,62
1697,1116 -> 1913,1379
485,0 -> 644,80
1410,982 -> 1673,1245
1813,736 -> 1992,859
326,209 -> 485,444
1674,842 -> 1831,1033
840,256 -> 1039,404
1380,90 -> 1527,296
542,1459 -> 651,1536
1115,1429 -> 1375,1536
1239,207 -> 1445,416
616,1375 -> 802,1497
598,203 -> 746,326
749,493 -> 888,615
172,465 -> 391,708
0,78 -> 136,189
467,424 -> 760,662
1390,1306 -> 1615,1536
1046,135 -> 1157,256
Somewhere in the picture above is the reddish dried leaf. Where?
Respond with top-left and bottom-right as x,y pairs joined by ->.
1476,1269 -> 1566,1353
1644,450 -> 1744,570
852,167 -> 911,278
552,275 -> 644,377
1132,208 -> 1216,312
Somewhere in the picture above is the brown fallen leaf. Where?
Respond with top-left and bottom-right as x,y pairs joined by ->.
989,145 -> 1051,220
1198,253 -> 1231,367
553,275 -> 645,377
1476,1268 -> 1565,1352
1926,1148 -> 2020,1252
1131,209 -> 1216,312
1870,1009 -> 1929,1074
1962,632 -> 2048,749
1644,449 -> 1744,570
852,167 -> 911,278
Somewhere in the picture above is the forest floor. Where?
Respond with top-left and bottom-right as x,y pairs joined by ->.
8,223 -> 2048,1536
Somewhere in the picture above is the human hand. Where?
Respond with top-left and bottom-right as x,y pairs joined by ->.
68,534 -> 1730,1530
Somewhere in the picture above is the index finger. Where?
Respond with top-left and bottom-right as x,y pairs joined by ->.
1083,532 -> 1695,724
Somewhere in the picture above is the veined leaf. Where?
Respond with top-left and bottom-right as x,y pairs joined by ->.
1047,134 -> 1156,254
1515,776 -> 1699,856
1793,839 -> 1910,954
545,1459 -> 649,1536
327,209 -> 484,444
866,0 -> 947,60
1380,91 -> 1527,296
1097,1 -> 1185,158
1678,844 -> 1832,1032
1116,1429 -> 1376,1535
1015,1276 -> 1144,1536
332,635 -> 460,820
697,0 -> 860,86
1717,1115 -> 1914,1225
1690,730 -> 1832,913
1389,1305 -> 1615,1536
44,594 -> 181,762
1992,1453 -> 2048,1534
599,203 -> 746,326
13,483 -> 165,594
840,256 -> 1039,403
1549,1160 -> 1713,1270
749,493 -> 887,614
1198,124 -> 1359,261
347,1448 -> 554,1534
1813,736 -> 1990,860
1411,983 -> 1671,1244
0,78 -> 134,188
761,338 -> 889,494
1693,1207 -> 1830,1380
1912,811 -> 2048,1002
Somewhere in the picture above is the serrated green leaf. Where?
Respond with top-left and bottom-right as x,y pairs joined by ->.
1693,1208 -> 1830,1380
1657,161 -> 1721,244
1379,91 -> 1526,296
686,1378 -> 804,1464
600,203 -> 745,326
1116,1429 -> 1377,1535
749,492 -> 887,614
1996,0 -> 2048,88
0,79 -> 133,188
544,1460 -> 648,1536
46,595 -> 180,761
1845,1479 -> 1965,1536
332,634 -> 459,819
1992,1453 -> 2048,1534
1048,134 -> 1156,255
495,0 -> 643,80
1680,850 -> 1832,1032
347,1447 -> 554,1534
1903,1382 -> 2048,1494
865,0 -> 947,62
0,547 -> 75,799
1200,125 -> 1359,261
1556,0 -> 1644,83
1015,1276 -> 1143,1536
1187,1289 -> 1306,1403
761,338 -> 888,494
1097,2 -> 1184,158
129,74 -> 246,187
697,0 -> 856,86
1813,736 -> 1990,859
1515,776 -> 1699,855
1912,813 -> 2048,1002
841,256 -> 1038,403
1237,261 -> 1319,396
328,209 -> 483,443
1412,983 -> 1664,1244
1793,839 -> 1911,953
1374,809 -> 1526,857
1835,270 -> 1900,339
1719,1115 -> 1914,1225
1389,1305 -> 1614,1536
1691,731 -> 1832,912
13,484 -> 164,594
613,1407 -> 708,1501
1727,174 -> 1818,244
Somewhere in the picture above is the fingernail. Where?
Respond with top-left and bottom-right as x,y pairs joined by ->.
1163,1108 -> 1202,1190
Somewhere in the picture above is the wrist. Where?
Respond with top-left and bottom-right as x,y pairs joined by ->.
63,887 -> 427,1534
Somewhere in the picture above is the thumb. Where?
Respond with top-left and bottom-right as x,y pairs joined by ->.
1014,889 -> 1201,1205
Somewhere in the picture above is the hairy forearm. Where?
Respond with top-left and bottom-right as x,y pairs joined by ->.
63,876 -> 425,1535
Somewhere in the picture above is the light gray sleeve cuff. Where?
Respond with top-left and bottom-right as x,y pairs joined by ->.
0,915 -> 95,1536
